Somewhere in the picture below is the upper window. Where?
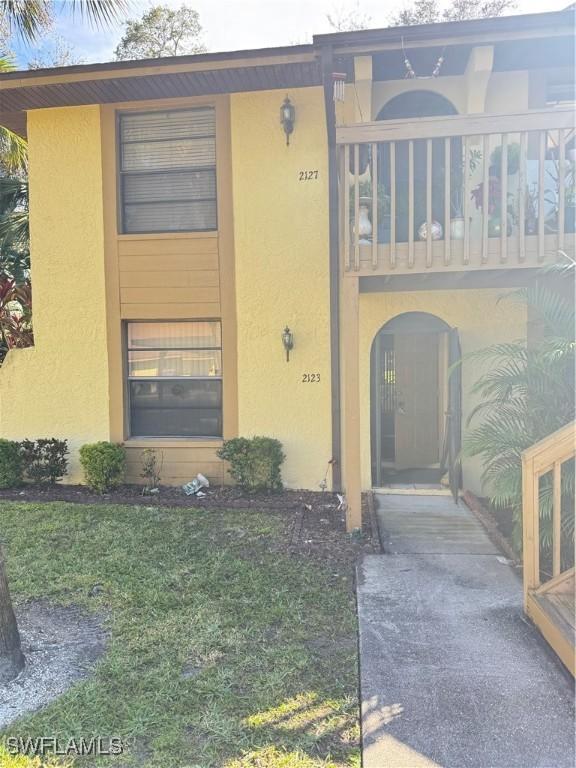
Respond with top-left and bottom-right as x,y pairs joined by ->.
118,108 -> 217,234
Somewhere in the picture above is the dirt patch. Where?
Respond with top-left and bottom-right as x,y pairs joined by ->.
0,602 -> 107,728
0,485 -> 380,564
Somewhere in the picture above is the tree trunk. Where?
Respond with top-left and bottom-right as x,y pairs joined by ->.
0,544 -> 25,683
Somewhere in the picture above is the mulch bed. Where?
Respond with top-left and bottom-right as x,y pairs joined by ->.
0,484 -> 380,563
463,490 -> 519,563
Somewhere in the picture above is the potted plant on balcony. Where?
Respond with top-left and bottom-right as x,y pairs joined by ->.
349,181 -> 391,244
450,185 -> 465,240
471,143 -> 520,237
449,145 -> 482,240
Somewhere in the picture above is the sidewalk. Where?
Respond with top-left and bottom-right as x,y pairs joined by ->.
357,493 -> 575,768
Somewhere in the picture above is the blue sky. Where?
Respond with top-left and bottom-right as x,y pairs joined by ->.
9,0 -> 571,69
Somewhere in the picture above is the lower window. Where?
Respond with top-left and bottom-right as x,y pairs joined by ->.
126,320 -> 222,438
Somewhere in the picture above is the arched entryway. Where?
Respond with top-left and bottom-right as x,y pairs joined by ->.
375,92 -> 460,243
370,312 -> 462,493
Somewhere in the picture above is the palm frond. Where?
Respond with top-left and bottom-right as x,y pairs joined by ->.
0,0 -> 51,43
0,127 -> 28,174
66,0 -> 131,28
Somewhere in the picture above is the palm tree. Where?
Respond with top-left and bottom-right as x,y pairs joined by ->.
0,0 -> 130,687
0,56 -> 27,175
0,176 -> 29,282
463,256 -> 575,564
0,544 -> 24,683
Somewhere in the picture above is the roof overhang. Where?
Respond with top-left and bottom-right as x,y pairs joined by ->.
0,46 -> 322,137
1,9 -> 573,138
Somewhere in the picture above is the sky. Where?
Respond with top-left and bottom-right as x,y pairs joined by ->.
9,0 -> 573,69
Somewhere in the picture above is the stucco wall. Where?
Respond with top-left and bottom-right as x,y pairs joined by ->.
0,106 -> 110,480
359,288 -> 527,493
230,87 -> 333,490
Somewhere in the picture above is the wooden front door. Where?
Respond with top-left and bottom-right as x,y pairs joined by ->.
394,332 -> 439,470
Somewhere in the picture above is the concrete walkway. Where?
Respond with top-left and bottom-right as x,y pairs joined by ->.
357,493 -> 575,768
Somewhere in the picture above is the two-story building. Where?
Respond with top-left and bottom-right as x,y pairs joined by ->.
0,9 -> 573,529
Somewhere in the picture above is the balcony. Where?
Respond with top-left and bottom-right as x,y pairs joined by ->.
338,109 -> 576,276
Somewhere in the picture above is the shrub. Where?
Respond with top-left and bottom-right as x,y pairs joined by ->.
80,442 -> 125,493
140,448 -> 163,493
217,436 -> 285,491
0,439 -> 22,488
20,438 -> 69,483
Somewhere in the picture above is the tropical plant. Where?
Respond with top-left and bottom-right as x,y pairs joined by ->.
0,176 -> 29,281
0,56 -> 27,175
463,255 -> 575,563
0,275 -> 33,363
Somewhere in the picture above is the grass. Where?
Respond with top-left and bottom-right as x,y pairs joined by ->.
0,502 -> 360,768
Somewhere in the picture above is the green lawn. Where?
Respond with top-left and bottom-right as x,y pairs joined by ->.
0,502 -> 360,768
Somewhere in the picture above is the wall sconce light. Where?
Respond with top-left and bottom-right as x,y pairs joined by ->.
280,96 -> 295,145
281,326 -> 294,362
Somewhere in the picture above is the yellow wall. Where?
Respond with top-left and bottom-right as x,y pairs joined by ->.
0,106 -> 110,480
230,87 -> 333,490
359,289 -> 527,493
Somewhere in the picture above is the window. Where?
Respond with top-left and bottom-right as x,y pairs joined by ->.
119,108 -> 217,234
127,321 -> 222,438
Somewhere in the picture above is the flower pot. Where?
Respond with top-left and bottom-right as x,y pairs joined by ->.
450,217 -> 465,240
488,215 -> 512,238
417,220 -> 443,241
356,201 -> 372,244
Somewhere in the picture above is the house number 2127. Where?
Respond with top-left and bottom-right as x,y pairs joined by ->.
299,170 -> 319,181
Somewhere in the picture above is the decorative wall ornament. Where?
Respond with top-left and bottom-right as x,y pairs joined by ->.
402,39 -> 446,79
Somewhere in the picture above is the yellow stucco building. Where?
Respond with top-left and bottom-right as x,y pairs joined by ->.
0,10 -> 574,529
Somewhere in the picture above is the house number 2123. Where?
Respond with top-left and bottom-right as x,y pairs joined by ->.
302,373 -> 321,382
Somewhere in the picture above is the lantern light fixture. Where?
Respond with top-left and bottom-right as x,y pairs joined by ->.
280,96 -> 295,145
281,326 -> 294,362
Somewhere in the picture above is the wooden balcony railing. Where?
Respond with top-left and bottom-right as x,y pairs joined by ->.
522,422 -> 575,675
338,109 -> 576,275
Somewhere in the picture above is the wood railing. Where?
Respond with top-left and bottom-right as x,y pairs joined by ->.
338,109 -> 576,275
522,421 -> 575,674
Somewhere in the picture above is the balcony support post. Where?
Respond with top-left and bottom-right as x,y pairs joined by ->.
341,276 -> 362,532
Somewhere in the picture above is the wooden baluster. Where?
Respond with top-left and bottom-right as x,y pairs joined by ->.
444,137 -> 451,266
371,142 -> 378,270
390,141 -> 396,269
463,135 -> 471,265
482,134 -> 490,264
558,129 -> 565,251
408,140 -> 414,268
552,461 -> 562,578
518,132 -> 527,262
426,138 -> 433,267
343,144 -> 350,271
522,456 -> 541,609
354,143 -> 360,271
538,131 -> 546,263
500,133 -> 508,263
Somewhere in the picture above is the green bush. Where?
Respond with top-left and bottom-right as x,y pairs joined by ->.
0,439 -> 23,488
20,438 -> 69,483
80,441 -> 125,493
217,436 -> 285,491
